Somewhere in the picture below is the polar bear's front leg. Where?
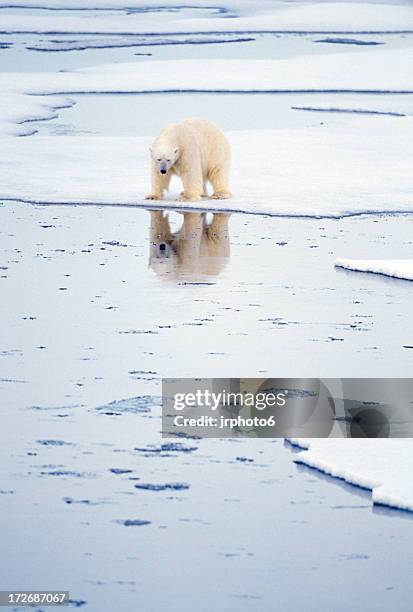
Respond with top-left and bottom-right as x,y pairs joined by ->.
145,166 -> 171,200
178,164 -> 203,202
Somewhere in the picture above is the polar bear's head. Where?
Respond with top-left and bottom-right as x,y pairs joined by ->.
150,144 -> 179,175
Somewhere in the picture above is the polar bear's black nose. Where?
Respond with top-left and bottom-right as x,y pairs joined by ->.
160,169 -> 167,175
159,243 -> 166,251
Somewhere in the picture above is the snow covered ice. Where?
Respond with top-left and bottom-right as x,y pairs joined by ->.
0,2 -> 412,35
289,438 -> 413,512
2,121 -> 413,217
336,258 -> 413,281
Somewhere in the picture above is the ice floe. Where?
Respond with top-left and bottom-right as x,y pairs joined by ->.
0,45 -> 411,136
0,92 -> 75,136
335,258 -> 413,281
48,51 -> 413,92
289,438 -> 413,512
0,3 -> 412,34
2,119 -> 413,218
0,48 -> 411,136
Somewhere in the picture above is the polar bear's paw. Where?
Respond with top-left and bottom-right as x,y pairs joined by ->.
177,193 -> 202,202
145,194 -> 163,201
211,191 -> 231,200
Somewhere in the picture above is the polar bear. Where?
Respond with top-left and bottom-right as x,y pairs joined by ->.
145,118 -> 231,202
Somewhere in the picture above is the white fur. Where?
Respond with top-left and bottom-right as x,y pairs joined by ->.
146,118 -> 231,202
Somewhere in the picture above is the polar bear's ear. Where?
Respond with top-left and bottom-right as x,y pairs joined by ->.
174,147 -> 179,154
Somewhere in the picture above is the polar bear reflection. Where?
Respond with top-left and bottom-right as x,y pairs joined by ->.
149,210 -> 230,279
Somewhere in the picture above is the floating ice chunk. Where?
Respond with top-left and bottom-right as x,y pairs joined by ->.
335,259 -> 413,281
289,438 -> 413,512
